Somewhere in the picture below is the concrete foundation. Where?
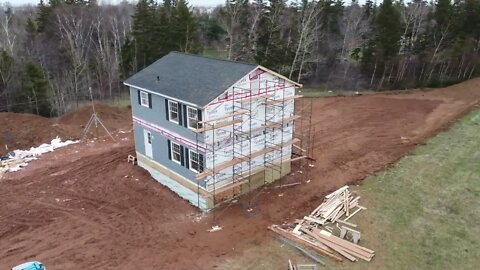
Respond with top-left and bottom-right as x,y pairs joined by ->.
137,152 -> 291,211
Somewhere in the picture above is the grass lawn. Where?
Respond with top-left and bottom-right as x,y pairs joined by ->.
348,106 -> 480,270
219,107 -> 480,269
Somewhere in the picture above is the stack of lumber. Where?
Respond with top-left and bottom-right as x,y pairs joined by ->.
295,185 -> 365,231
269,185 -> 375,263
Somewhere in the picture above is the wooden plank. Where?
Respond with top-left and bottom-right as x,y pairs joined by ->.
336,219 -> 357,227
290,155 -> 308,162
200,109 -> 249,123
325,186 -> 349,199
264,95 -> 304,106
196,138 -> 300,179
303,216 -> 326,225
344,208 -> 362,222
264,115 -> 301,128
315,229 -> 375,256
292,144 -> 306,152
300,227 -> 357,262
195,119 -> 242,132
238,93 -> 272,103
268,225 -> 343,262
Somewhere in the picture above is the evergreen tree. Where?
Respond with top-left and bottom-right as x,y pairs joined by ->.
17,61 -> 50,116
172,0 -> 201,53
130,0 -> 158,69
255,0 -> 290,71
374,0 -> 402,60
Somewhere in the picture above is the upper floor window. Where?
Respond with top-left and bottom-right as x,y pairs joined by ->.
168,100 -> 179,123
187,106 -> 199,129
140,91 -> 150,108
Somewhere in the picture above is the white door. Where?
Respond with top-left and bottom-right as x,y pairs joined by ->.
144,129 -> 153,158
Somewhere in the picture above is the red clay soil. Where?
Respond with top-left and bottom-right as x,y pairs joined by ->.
0,104 -> 131,156
1,79 -> 480,269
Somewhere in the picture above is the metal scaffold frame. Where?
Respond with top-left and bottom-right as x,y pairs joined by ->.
193,72 -> 311,212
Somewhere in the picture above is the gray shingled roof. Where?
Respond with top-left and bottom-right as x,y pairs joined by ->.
124,52 -> 257,107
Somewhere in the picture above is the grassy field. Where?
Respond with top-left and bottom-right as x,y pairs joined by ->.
219,107 -> 480,269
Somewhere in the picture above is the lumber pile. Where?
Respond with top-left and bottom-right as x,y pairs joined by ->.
269,185 -> 375,263
296,185 -> 365,229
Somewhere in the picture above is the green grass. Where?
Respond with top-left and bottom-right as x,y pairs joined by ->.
219,106 -> 480,269
348,106 -> 480,270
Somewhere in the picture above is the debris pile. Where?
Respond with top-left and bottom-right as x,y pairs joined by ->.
269,185 -> 375,263
1,137 -> 78,177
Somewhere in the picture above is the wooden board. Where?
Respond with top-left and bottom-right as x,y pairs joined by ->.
268,225 -> 343,262
200,109 -> 249,123
264,95 -> 303,106
195,119 -> 243,132
196,138 -> 300,179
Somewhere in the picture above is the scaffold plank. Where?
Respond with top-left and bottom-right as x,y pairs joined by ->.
199,109 -> 249,124
195,138 -> 300,180
264,95 -> 303,106
195,119 -> 242,132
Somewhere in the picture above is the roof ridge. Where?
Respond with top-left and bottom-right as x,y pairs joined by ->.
168,51 -> 257,67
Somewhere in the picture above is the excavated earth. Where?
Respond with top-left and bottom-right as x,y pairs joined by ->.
1,79 -> 480,269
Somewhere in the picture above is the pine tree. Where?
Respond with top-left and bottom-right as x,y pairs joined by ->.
130,0 -> 158,69
172,0 -> 201,53
374,0 -> 402,60
36,0 -> 53,33
17,61 -> 50,116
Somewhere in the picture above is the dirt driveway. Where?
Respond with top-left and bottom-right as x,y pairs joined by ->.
1,79 -> 480,269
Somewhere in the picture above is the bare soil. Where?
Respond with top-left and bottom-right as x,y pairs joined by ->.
1,79 -> 480,269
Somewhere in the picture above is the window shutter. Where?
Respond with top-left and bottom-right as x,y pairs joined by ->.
183,104 -> 188,128
137,90 -> 141,105
185,148 -> 189,169
197,109 -> 203,129
167,140 -> 171,160
165,99 -> 169,121
180,145 -> 185,166
199,153 -> 204,172
148,93 -> 152,108
178,103 -> 183,126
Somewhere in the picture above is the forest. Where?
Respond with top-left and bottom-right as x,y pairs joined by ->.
0,0 -> 479,116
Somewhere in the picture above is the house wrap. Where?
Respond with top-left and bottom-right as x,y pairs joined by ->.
124,52 -> 302,210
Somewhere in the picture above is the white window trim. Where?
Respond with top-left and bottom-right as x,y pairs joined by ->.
186,106 -> 199,130
168,100 -> 179,124
189,149 -> 202,173
170,141 -> 182,165
140,91 -> 150,108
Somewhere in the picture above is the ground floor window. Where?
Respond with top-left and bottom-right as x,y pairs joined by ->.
171,141 -> 182,164
189,150 -> 204,173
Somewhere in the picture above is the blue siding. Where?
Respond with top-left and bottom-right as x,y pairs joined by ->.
130,87 -> 205,187
130,87 -> 199,142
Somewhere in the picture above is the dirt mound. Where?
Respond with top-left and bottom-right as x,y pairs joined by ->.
58,103 -> 132,135
0,104 -> 131,156
0,113 -> 71,155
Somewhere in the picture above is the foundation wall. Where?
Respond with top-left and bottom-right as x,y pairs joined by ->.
137,152 -> 291,211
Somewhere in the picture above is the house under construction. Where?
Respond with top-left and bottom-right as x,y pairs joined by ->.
124,52 -> 312,210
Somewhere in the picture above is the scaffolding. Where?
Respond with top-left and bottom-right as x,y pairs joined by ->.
193,72 -> 311,211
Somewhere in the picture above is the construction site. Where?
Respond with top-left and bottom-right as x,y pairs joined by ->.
1,78 -> 480,269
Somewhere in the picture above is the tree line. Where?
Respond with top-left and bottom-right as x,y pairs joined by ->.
0,0 -> 479,117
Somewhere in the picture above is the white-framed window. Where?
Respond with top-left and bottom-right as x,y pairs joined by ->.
140,91 -> 150,107
171,141 -> 182,164
187,106 -> 198,129
168,100 -> 179,123
189,150 -> 203,173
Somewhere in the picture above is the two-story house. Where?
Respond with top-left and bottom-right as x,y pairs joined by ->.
124,52 -> 302,210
